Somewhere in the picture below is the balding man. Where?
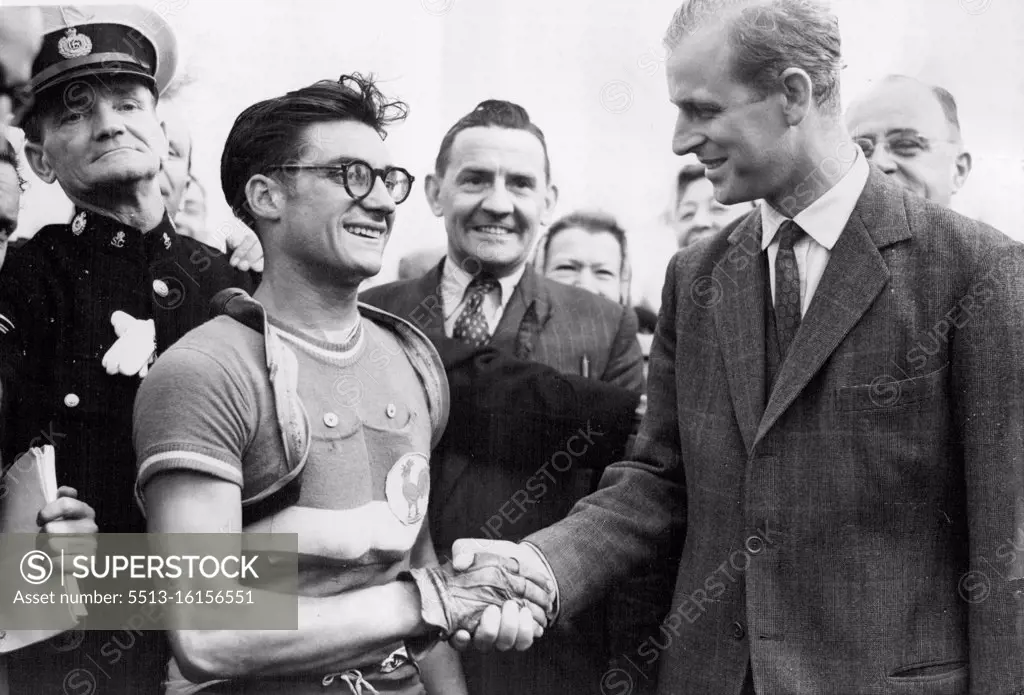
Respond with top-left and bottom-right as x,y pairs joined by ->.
846,75 -> 972,208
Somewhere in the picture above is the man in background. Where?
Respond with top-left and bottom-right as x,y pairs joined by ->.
671,163 -> 755,247
0,7 -> 42,146
363,99 -> 643,695
160,97 -> 263,271
635,164 -> 756,325
846,74 -> 972,209
175,173 -> 207,237
541,210 -> 629,304
0,6 -> 40,263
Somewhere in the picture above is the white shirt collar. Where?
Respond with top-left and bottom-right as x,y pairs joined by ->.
442,254 -> 526,308
760,149 -> 870,251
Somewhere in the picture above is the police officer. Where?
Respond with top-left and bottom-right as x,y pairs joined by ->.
0,6 -> 257,692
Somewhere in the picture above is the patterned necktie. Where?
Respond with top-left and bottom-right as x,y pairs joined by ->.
774,220 -> 805,359
452,274 -> 500,347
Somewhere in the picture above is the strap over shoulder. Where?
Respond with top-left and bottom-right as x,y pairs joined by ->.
211,288 -> 450,451
210,288 -> 310,509
356,302 -> 449,448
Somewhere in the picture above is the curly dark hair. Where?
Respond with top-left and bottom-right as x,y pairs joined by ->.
220,73 -> 409,231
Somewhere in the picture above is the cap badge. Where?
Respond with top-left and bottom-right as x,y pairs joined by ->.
58,28 -> 94,60
71,212 -> 87,236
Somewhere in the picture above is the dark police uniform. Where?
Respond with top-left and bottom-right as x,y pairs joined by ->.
0,209 -> 257,531
0,8 -> 253,691
0,210 -> 257,693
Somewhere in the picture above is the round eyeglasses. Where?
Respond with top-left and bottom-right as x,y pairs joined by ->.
273,160 -> 415,204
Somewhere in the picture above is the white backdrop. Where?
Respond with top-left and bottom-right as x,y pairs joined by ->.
12,0 -> 1024,285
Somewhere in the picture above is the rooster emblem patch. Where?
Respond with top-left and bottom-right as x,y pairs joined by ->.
385,453 -> 429,525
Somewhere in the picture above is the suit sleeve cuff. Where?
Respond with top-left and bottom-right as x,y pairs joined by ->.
521,541 -> 560,627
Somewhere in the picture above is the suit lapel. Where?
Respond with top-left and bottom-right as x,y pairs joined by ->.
754,170 -> 909,446
491,266 -> 551,355
713,214 -> 768,455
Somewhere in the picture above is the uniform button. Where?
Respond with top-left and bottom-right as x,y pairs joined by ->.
729,621 -> 746,640
323,412 -> 339,428
64,393 -> 80,408
386,404 -> 397,419
152,279 -> 169,297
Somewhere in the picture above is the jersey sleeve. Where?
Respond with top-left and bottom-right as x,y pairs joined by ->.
133,344 -> 256,511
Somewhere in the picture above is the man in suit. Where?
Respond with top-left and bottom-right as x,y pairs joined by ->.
453,1 -> 1024,693
362,100 -> 644,694
846,75 -> 972,208
363,100 -> 642,387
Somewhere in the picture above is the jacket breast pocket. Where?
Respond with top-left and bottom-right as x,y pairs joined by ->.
887,659 -> 967,695
834,363 -> 949,412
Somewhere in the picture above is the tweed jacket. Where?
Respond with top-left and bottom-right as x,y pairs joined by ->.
529,169 -> 1024,694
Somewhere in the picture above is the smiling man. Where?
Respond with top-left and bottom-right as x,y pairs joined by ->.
846,75 -> 972,208
362,100 -> 644,694
364,100 -> 642,387
453,1 -> 1024,693
129,74 -> 570,695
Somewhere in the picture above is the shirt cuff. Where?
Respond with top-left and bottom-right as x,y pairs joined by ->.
520,541 -> 560,627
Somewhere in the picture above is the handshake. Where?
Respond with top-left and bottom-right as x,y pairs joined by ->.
403,539 -> 557,653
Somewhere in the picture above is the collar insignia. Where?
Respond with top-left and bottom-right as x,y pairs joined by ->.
71,211 -> 87,236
